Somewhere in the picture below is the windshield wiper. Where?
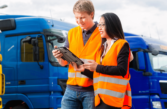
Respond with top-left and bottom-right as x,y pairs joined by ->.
154,69 -> 165,73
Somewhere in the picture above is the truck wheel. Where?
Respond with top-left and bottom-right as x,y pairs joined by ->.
12,105 -> 27,109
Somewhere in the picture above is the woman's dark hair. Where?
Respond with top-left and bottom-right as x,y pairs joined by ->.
101,13 -> 125,39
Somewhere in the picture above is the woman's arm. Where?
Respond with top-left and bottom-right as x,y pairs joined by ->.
81,69 -> 93,79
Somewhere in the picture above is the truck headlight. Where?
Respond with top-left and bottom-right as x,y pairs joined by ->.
152,101 -> 162,108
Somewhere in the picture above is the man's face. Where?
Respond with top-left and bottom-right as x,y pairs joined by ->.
74,11 -> 94,31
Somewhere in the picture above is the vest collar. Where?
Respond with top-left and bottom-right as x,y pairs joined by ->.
78,26 -> 100,57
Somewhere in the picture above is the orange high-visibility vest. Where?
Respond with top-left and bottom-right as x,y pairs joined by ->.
94,39 -> 131,108
67,26 -> 101,87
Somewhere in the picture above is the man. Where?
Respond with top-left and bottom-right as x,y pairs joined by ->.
52,0 -> 101,109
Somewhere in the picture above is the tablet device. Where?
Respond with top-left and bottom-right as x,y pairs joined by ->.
55,47 -> 84,65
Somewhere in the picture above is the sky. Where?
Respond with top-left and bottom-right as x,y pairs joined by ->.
0,0 -> 167,41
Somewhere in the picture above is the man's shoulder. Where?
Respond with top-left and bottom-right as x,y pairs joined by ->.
69,26 -> 80,32
68,26 -> 81,39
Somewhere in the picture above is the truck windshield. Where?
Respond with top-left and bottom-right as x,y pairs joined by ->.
46,29 -> 68,62
149,53 -> 167,72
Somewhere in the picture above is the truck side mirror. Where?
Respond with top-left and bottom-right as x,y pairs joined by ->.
151,49 -> 159,56
22,36 -> 39,61
22,36 -> 31,44
31,39 -> 39,62
136,51 -> 146,71
58,37 -> 65,43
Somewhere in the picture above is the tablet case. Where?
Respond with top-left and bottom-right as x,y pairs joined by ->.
56,47 -> 84,65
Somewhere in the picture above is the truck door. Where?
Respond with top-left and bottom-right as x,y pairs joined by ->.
129,51 -> 150,109
17,34 -> 49,93
3,36 -> 17,93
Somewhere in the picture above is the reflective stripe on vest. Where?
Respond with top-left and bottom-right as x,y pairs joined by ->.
68,72 -> 89,78
95,88 -> 125,98
81,58 -> 93,64
94,76 -> 129,85
125,90 -> 131,97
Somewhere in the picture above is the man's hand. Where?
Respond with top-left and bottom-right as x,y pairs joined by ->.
52,46 -> 63,59
71,62 -> 85,72
83,60 -> 98,71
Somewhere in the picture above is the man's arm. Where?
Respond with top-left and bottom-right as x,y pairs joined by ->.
56,57 -> 68,66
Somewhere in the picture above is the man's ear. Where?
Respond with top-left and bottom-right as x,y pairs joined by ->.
90,12 -> 94,19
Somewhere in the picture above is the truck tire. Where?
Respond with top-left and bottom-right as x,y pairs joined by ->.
12,105 -> 27,109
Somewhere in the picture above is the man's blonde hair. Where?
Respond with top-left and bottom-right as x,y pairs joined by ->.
73,0 -> 95,19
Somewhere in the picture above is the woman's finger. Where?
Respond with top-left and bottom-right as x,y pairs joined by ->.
87,60 -> 94,63
84,66 -> 90,70
83,63 -> 91,66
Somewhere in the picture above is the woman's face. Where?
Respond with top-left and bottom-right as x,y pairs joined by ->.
98,17 -> 109,39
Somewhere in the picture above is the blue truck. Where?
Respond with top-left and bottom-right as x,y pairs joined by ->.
0,15 -> 167,109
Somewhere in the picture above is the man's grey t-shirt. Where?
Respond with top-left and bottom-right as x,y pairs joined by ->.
64,22 -> 98,92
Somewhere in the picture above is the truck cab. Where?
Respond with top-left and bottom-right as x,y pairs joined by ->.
0,15 -> 76,109
126,36 -> 167,109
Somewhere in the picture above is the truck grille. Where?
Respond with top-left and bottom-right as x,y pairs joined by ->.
160,82 -> 167,94
164,102 -> 167,108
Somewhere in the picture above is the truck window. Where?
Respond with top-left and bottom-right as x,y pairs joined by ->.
149,52 -> 167,72
45,29 -> 68,63
21,37 -> 44,62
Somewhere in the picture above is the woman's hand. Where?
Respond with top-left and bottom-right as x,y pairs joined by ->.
71,62 -> 85,72
83,60 -> 98,71
52,46 -> 63,59
130,51 -> 134,62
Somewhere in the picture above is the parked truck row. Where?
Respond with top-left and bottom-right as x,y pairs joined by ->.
0,15 -> 167,109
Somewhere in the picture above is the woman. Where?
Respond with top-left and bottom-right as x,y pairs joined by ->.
72,13 -> 131,109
